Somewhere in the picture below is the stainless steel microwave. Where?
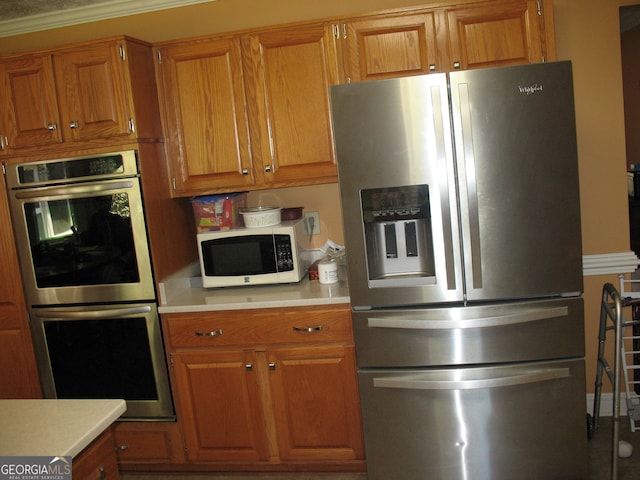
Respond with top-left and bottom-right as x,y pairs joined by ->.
197,218 -> 311,288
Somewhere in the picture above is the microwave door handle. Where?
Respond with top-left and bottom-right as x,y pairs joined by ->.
13,180 -> 135,199
33,305 -> 152,320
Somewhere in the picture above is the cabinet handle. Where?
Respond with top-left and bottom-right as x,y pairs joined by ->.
0,136 -> 5,149
264,164 -> 272,173
268,362 -> 276,370
429,64 -> 436,72
292,325 -> 323,333
242,168 -> 249,175
69,120 -> 79,129
453,61 -> 461,70
47,123 -> 57,131
245,363 -> 253,371
194,329 -> 223,337
117,443 -> 130,451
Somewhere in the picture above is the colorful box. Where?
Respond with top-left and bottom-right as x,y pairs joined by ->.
191,193 -> 247,232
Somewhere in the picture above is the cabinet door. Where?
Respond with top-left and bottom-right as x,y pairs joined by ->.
0,178 -> 41,398
446,0 -> 546,71
242,24 -> 340,187
171,349 -> 269,462
113,421 -> 185,466
155,38 -> 253,195
267,344 -> 364,461
0,54 -> 62,151
343,12 -> 443,81
73,429 -> 121,480
53,41 -> 132,142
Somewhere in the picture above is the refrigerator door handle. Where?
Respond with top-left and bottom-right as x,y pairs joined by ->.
373,367 -> 570,391
367,305 -> 568,330
454,82 -> 483,289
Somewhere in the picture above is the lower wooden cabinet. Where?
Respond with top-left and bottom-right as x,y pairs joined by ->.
73,428 -> 121,480
113,421 -> 185,468
163,304 -> 365,471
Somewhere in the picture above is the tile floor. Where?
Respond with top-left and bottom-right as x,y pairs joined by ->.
121,418 -> 640,480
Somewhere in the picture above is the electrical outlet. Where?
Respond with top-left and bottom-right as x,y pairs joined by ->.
304,211 -> 320,235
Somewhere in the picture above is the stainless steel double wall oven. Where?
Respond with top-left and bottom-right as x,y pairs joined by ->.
5,150 -> 173,420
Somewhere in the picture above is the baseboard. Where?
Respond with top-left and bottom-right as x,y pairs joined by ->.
586,392 -> 629,417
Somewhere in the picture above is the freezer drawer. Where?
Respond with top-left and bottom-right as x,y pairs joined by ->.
358,359 -> 587,480
352,297 -> 584,367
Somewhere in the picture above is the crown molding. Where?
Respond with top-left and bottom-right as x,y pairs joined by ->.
0,0 -> 217,38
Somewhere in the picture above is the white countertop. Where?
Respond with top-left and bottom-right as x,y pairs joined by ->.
158,263 -> 351,314
0,399 -> 126,457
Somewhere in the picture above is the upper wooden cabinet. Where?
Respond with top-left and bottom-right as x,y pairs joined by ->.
241,24 -> 342,189
155,24 -> 341,197
0,37 -> 161,156
154,38 -> 253,194
341,12 -> 443,81
339,0 -> 554,80
0,54 -> 61,150
445,0 -> 551,71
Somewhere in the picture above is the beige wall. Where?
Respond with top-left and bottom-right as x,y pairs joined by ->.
1,0 -> 639,393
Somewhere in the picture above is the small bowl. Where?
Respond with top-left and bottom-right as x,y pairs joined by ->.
240,206 -> 281,228
281,207 -> 304,221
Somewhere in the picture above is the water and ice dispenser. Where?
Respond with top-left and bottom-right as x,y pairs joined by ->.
361,185 -> 435,282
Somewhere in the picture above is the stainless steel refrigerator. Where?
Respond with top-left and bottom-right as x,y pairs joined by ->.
330,61 -> 586,479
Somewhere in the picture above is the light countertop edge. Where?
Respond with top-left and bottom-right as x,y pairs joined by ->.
158,263 -> 351,314
0,399 -> 126,457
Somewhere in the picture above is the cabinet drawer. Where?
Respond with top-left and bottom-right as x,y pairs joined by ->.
73,428 -> 120,480
164,305 -> 352,349
113,421 -> 184,465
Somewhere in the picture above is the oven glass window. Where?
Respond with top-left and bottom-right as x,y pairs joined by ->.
44,317 -> 158,401
24,193 -> 140,287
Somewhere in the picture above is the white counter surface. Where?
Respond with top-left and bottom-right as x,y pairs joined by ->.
158,264 -> 350,314
0,399 -> 126,457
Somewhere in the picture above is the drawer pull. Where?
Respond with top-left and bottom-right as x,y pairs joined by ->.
293,325 -> 323,333
245,363 -> 253,371
117,443 -> 130,451
195,329 -> 223,337
269,362 -> 276,370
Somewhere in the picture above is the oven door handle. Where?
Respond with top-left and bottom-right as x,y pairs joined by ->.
33,305 -> 152,320
13,181 -> 135,199
373,367 -> 570,391
367,305 -> 568,330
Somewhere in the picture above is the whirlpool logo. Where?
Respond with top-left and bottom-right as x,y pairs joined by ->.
519,83 -> 543,95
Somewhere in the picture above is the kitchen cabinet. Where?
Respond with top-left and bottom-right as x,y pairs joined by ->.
73,428 -> 121,480
113,421 -> 185,468
162,304 -> 365,470
0,169 -> 41,398
341,11 -> 443,81
0,54 -> 61,150
155,24 -> 341,197
444,0 -> 554,70
241,24 -> 341,189
340,0 -> 554,81
154,37 -> 254,194
0,37 -> 161,156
